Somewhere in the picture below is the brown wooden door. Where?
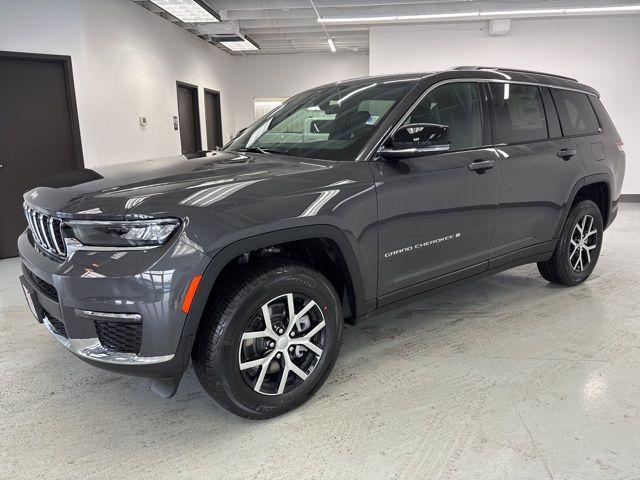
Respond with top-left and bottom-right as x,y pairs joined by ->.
0,53 -> 82,259
204,89 -> 223,149
177,83 -> 201,154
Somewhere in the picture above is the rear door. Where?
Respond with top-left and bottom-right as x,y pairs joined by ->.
374,82 -> 500,303
551,88 -> 606,177
487,83 -> 585,266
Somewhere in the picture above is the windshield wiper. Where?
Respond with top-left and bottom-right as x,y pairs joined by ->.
235,147 -> 292,156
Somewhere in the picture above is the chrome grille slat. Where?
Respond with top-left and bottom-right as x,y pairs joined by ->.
25,209 -> 37,242
38,213 -> 54,250
23,204 -> 66,259
30,210 -> 44,246
48,217 -> 64,254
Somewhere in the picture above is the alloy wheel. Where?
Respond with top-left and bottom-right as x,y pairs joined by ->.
569,214 -> 598,272
238,293 -> 326,395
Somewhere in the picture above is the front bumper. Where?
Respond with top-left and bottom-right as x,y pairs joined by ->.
18,229 -> 210,379
41,314 -> 175,365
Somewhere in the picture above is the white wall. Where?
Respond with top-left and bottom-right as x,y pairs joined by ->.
232,52 -> 369,131
0,0 -> 238,167
370,17 -> 640,194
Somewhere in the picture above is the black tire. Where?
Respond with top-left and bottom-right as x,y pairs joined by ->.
537,199 -> 603,286
192,261 -> 343,419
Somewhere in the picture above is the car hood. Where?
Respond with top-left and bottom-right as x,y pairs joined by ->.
24,151 -> 335,218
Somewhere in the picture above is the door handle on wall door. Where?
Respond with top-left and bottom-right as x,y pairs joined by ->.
557,148 -> 577,160
468,159 -> 495,173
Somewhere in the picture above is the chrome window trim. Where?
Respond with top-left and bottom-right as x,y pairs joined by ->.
366,77 -> 599,162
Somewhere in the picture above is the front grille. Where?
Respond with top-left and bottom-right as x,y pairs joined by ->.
95,321 -> 142,354
27,270 -> 58,300
24,204 -> 66,259
45,310 -> 68,338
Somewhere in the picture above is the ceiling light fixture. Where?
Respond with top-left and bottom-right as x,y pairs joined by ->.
219,37 -> 260,52
401,11 -> 480,20
317,4 -> 640,24
565,5 -> 640,13
317,15 -> 396,24
310,0 -> 344,54
479,9 -> 565,17
149,0 -> 219,23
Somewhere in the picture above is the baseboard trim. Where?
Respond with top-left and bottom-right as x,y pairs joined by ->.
621,194 -> 640,203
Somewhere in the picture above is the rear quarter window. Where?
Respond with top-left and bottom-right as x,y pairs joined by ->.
551,89 -> 600,136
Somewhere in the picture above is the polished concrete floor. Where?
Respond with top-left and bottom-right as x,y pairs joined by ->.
1,204 -> 639,480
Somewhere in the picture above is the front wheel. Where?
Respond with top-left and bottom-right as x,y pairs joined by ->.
537,199 -> 603,286
192,261 -> 343,419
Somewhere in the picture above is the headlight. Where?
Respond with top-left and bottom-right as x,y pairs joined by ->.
66,219 -> 181,248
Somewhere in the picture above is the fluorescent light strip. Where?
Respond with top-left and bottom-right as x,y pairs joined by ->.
317,16 -> 396,24
401,11 -> 480,20
327,38 -> 336,52
150,0 -> 219,23
565,5 -> 640,13
318,5 -> 640,24
480,9 -> 565,16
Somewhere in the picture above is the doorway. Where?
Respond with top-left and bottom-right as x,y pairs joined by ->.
0,51 -> 83,259
176,82 -> 201,155
204,89 -> 223,149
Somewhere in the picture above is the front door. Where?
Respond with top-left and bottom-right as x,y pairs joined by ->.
373,82 -> 500,304
0,53 -> 82,259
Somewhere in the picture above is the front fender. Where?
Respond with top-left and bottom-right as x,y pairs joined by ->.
181,224 -> 375,338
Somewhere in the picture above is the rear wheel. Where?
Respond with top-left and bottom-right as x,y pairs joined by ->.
537,199 -> 603,286
192,261 -> 343,419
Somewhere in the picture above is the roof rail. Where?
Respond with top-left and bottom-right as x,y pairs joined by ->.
450,66 -> 577,82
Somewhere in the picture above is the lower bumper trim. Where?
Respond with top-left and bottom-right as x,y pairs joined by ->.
43,316 -> 175,365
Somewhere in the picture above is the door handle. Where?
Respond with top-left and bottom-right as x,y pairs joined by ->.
557,148 -> 577,160
468,159 -> 495,173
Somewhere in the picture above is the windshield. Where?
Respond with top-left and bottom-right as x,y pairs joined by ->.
225,80 -> 416,161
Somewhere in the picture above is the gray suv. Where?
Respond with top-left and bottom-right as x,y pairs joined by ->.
18,67 -> 625,418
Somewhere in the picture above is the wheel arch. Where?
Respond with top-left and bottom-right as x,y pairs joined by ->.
182,225 -> 372,338
555,174 -> 613,238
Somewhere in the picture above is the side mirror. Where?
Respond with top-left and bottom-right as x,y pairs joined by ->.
379,123 -> 451,160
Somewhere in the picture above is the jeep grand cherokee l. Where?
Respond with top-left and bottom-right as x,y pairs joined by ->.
18,67 -> 625,418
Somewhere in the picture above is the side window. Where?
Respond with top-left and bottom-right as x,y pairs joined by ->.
488,83 -> 548,144
404,82 -> 482,151
551,89 -> 600,136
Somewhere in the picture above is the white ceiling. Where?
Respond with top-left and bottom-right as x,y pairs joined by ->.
131,0 -> 638,55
